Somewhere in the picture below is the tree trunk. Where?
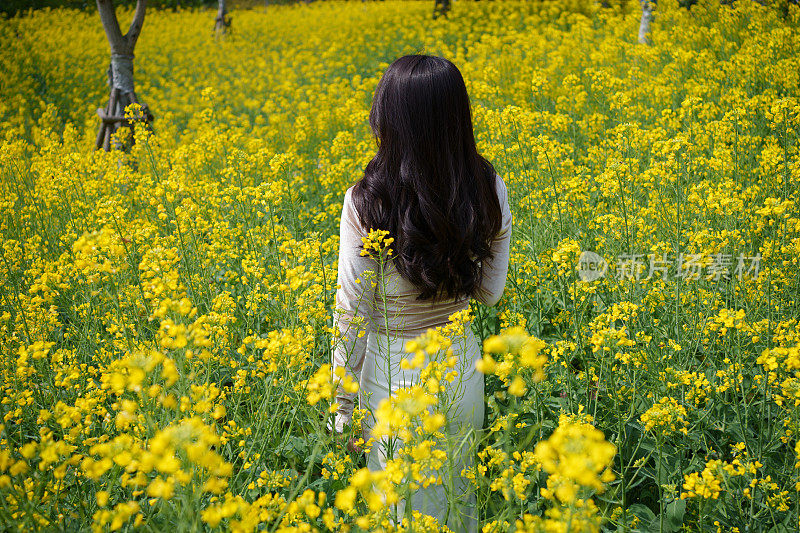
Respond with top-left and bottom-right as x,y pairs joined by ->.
638,0 -> 655,45
214,0 -> 231,36
95,0 -> 153,151
433,0 -> 450,19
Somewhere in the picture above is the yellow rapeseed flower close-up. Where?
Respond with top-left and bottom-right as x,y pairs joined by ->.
1,0 -> 799,530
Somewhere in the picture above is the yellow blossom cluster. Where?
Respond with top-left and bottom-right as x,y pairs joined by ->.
534,414 -> 616,505
640,397 -> 689,436
361,228 -> 395,259
477,326 -> 548,396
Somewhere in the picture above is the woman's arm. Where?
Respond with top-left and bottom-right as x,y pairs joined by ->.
475,175 -> 513,307
331,187 -> 375,433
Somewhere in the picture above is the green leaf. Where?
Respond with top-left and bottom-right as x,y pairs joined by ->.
627,503 -> 656,526
663,498 -> 686,533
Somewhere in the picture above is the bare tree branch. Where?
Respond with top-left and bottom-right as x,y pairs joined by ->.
96,0 -> 125,53
126,0 -> 147,48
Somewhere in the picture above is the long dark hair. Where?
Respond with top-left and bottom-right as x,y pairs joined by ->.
351,55 -> 503,301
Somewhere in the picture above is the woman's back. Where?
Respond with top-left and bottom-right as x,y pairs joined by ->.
343,173 -> 511,339
332,172 -> 511,532
330,54 -> 512,533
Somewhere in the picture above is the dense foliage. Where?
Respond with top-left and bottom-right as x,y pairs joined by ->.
1,0 -> 218,18
1,0 -> 799,531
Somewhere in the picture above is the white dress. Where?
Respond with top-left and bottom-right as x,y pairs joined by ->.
332,175 -> 512,532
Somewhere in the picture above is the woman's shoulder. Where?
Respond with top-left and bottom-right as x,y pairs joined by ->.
344,182 -> 366,206
341,185 -> 366,234
342,185 -> 358,212
492,172 -> 509,203
492,173 -> 512,230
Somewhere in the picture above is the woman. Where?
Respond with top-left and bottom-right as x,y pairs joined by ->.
331,55 -> 512,532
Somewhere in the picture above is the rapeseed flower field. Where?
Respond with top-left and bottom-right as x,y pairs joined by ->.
1,0 -> 799,530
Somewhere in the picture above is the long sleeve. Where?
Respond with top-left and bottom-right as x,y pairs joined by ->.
331,187 -> 376,433
475,175 -> 512,307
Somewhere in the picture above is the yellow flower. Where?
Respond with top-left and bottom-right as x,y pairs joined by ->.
508,376 -> 527,397
335,486 -> 357,513
681,461 -> 723,500
640,397 -> 689,436
534,415 -> 616,504
96,491 -> 110,507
